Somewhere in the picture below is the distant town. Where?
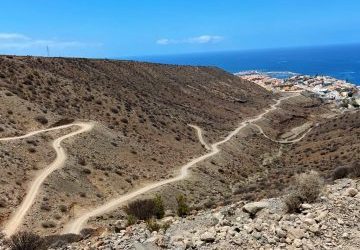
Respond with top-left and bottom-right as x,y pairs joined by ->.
237,72 -> 360,109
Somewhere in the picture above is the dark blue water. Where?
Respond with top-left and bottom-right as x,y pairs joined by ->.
133,44 -> 360,85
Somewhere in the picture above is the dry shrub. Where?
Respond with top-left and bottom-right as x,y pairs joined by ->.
126,196 -> 165,220
5,231 -> 44,250
351,162 -> 360,177
294,171 -> 323,203
41,221 -> 56,228
34,115 -> 48,125
284,194 -> 302,213
333,166 -> 350,180
285,171 -> 323,213
126,199 -> 157,220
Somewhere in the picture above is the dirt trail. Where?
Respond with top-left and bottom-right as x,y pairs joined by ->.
188,124 -> 211,150
251,123 -> 314,144
1,122 -> 94,236
63,94 -> 301,234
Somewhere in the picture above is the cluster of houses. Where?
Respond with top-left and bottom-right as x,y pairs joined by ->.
237,73 -> 360,108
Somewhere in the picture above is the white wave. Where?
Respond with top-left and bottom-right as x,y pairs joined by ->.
234,70 -> 262,75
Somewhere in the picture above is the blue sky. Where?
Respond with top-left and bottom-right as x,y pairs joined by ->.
0,0 -> 359,58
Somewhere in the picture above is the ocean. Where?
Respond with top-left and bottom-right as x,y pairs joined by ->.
133,44 -> 360,85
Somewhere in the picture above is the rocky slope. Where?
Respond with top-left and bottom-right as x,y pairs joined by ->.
52,178 -> 360,250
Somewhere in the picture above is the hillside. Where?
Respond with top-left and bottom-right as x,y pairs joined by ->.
0,55 -> 274,234
48,178 -> 360,250
0,56 -> 358,239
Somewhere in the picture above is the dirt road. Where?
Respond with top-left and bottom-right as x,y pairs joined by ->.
1,122 -> 94,236
63,94 -> 300,234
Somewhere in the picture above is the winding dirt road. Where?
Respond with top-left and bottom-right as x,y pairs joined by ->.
1,122 -> 94,236
63,94 -> 301,234
251,123 -> 314,144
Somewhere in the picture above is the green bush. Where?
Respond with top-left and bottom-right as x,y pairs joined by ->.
126,214 -> 137,226
146,218 -> 161,232
176,194 -> 189,217
154,195 -> 165,219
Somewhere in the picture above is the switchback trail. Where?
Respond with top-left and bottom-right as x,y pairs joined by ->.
251,123 -> 314,144
189,124 -> 211,150
63,93 -> 301,234
1,122 -> 94,236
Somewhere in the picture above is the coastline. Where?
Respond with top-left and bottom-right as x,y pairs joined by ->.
236,71 -> 360,109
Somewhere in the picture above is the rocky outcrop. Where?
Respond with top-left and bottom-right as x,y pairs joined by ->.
47,179 -> 360,249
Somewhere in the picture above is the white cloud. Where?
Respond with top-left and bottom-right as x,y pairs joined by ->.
0,32 -> 101,50
156,38 -> 170,45
188,35 -> 223,44
0,33 -> 30,41
156,35 -> 224,45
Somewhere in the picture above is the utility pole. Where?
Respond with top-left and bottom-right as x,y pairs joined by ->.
46,46 -> 50,57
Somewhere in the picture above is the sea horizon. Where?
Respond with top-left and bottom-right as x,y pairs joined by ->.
130,44 -> 360,85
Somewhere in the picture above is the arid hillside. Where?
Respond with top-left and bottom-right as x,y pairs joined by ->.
0,55 -> 275,234
0,55 -> 358,238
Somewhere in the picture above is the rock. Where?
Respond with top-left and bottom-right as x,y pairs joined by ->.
253,232 -> 262,240
293,239 -> 302,248
287,228 -> 305,240
209,216 -> 219,226
243,201 -> 269,215
337,218 -> 344,225
346,188 -> 358,197
114,220 -> 127,231
192,236 -> 204,248
244,224 -> 254,234
219,219 -> 232,226
254,223 -> 263,232
170,235 -> 184,245
275,227 -> 287,238
315,211 -> 328,222
161,216 -> 174,224
164,210 -> 175,217
342,232 -> 349,239
302,218 -> 316,225
301,203 -> 313,210
200,231 -> 216,242
309,224 -> 319,233
232,238 -> 243,246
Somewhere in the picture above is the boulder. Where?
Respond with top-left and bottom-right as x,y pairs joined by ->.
243,201 -> 269,215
